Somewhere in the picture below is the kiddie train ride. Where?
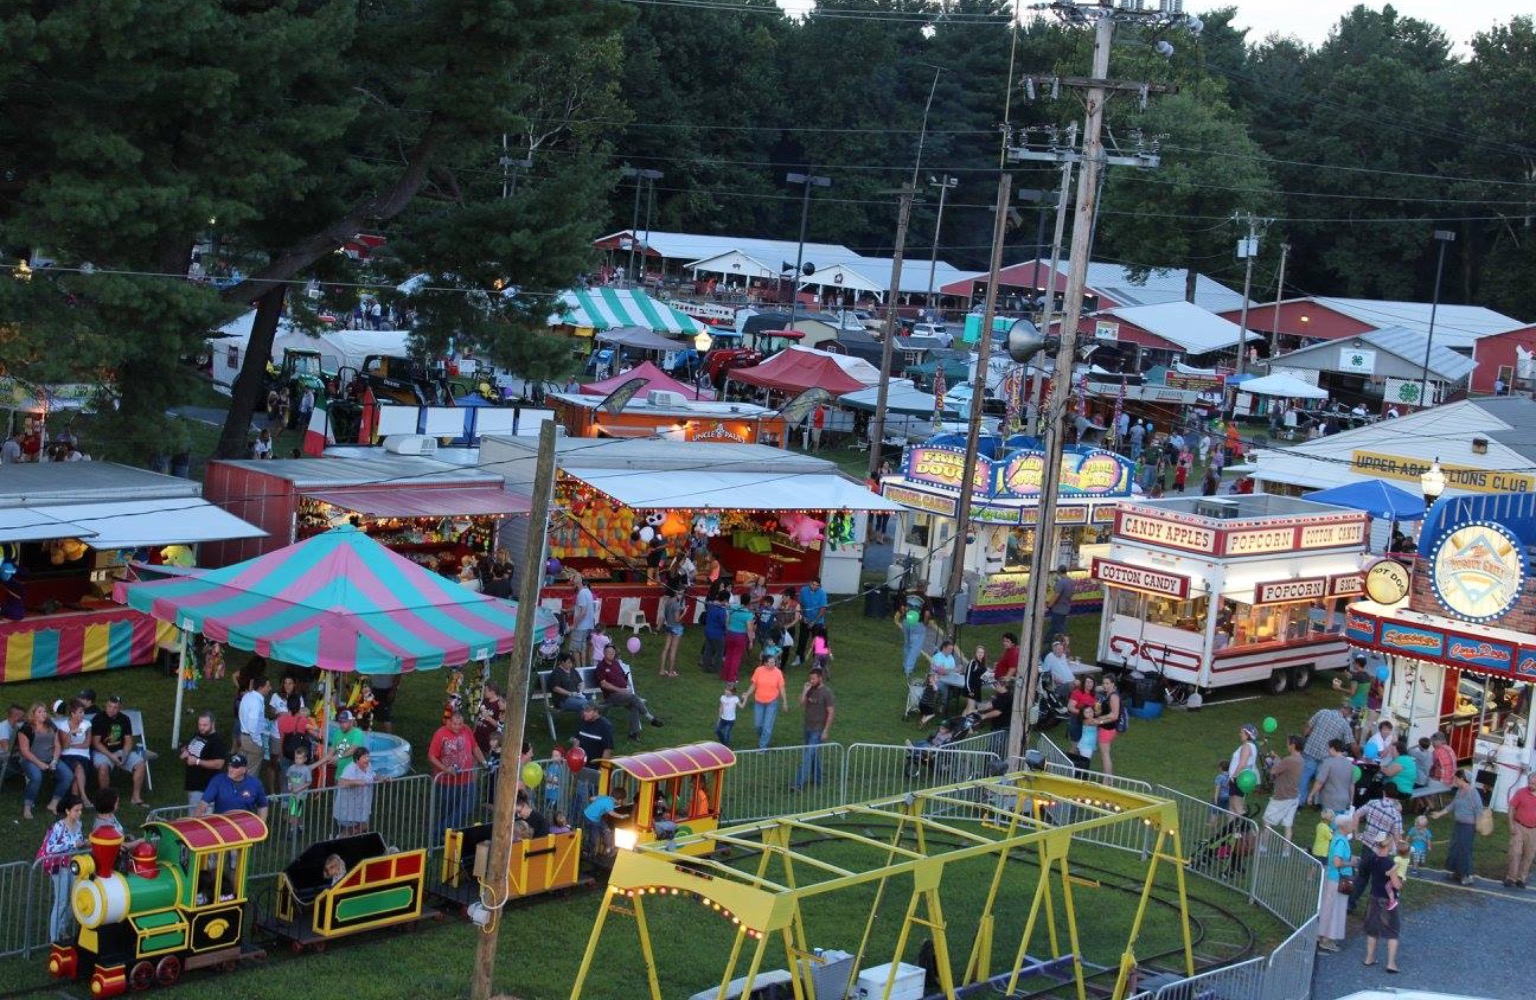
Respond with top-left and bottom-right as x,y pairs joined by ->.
49,811 -> 269,996
46,742 -> 739,993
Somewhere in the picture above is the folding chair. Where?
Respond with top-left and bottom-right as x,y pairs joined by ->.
904,677 -> 928,719
616,596 -> 653,634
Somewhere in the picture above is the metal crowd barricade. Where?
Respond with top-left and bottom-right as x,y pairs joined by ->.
1153,956 -> 1267,1000
720,743 -> 846,824
20,857 -> 67,961
842,742 -> 1002,820
1260,917 -> 1319,1000
0,740 -> 1326,996
1248,826 -> 1324,928
0,860 -> 36,959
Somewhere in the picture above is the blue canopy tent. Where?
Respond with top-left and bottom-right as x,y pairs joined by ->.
1304,481 -> 1426,521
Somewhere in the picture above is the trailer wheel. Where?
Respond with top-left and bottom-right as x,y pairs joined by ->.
1265,670 -> 1290,695
1290,664 -> 1314,691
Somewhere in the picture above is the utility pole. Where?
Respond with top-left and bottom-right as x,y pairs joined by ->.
500,135 -> 532,199
1419,230 -> 1456,409
620,168 -> 662,286
1233,213 -> 1269,377
944,174 -> 1014,631
867,186 -> 916,479
926,175 -> 958,309
1007,0 -> 1195,768
470,419 -> 559,1000
786,172 -> 831,319
1009,125 -> 1080,435
1269,242 -> 1289,360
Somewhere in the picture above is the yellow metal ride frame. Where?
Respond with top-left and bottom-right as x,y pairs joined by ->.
569,769 -> 1195,1000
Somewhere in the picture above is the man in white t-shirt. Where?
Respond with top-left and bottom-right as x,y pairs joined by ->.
570,577 -> 596,668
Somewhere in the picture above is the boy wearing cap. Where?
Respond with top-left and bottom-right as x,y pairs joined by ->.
91,696 -> 148,806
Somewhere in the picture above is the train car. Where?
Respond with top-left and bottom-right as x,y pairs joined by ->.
436,824 -> 584,906
596,741 -> 735,856
262,833 -> 429,950
49,810 -> 268,996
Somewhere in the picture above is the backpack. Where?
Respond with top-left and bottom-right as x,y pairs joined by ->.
281,730 -> 314,764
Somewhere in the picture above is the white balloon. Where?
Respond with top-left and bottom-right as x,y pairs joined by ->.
639,526 -> 655,543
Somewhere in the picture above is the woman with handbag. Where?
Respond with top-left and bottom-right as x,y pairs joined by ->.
1434,769 -> 1483,885
1317,812 -> 1355,953
40,793 -> 87,942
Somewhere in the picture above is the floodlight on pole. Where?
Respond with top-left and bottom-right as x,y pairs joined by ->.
786,172 -> 831,320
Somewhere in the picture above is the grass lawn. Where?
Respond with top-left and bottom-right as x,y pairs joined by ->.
0,437 -> 1504,997
0,593 -> 1345,999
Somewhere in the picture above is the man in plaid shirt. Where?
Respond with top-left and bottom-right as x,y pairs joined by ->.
1350,788 -> 1404,911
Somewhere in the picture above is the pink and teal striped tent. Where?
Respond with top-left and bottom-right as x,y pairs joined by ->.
118,525 -> 549,673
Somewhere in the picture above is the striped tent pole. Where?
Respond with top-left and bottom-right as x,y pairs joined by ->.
171,625 -> 191,748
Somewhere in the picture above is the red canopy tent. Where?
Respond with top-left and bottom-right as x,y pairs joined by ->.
729,347 -> 873,395
579,361 -> 709,400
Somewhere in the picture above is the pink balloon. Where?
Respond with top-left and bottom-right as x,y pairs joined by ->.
626,636 -> 642,654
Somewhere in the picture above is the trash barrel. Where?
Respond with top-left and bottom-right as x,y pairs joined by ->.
864,586 -> 891,619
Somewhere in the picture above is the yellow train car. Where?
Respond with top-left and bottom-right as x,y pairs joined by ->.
439,823 -> 583,902
597,741 -> 735,856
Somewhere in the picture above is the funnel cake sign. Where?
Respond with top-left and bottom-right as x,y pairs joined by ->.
1428,520 -> 1527,623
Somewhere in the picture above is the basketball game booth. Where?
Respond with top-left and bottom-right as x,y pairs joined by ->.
569,770 -> 1198,1000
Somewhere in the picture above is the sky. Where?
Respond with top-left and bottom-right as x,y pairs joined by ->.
1226,1 -> 1529,49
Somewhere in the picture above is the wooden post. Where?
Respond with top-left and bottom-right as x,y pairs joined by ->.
470,419 -> 560,1000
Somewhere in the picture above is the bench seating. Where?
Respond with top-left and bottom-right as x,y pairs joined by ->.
530,666 -> 605,741
1408,780 -> 1454,813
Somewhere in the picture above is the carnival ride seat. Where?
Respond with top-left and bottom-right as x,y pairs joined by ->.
283,832 -> 388,906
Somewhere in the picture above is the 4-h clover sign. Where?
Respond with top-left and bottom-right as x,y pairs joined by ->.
1396,382 -> 1422,404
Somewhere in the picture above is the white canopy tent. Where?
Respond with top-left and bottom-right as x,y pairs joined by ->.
1237,373 -> 1329,399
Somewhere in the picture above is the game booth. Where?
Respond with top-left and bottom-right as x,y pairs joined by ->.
879,434 -> 1139,624
0,464 -> 265,685
1093,495 -> 1370,695
548,382 -> 788,447
1344,490 -> 1536,811
200,454 -> 530,572
482,436 -> 902,622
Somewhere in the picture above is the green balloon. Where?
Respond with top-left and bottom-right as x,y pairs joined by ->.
1352,766 -> 1363,783
1234,770 -> 1258,794
1262,716 -> 1278,734
905,609 -> 919,625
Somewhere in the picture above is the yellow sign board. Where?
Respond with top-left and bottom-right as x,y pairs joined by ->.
1350,451 -> 1536,495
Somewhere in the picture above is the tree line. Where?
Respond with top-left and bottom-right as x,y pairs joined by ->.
1,2 -> 1531,462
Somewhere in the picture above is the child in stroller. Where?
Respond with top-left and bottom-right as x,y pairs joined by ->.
1190,810 -> 1255,879
904,713 -> 982,778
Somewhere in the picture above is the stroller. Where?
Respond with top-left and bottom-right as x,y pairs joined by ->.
1189,811 -> 1255,880
1033,676 -> 1069,732
905,713 -> 982,779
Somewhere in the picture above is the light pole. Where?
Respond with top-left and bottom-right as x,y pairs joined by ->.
786,172 -> 830,320
1418,230 -> 1456,409
621,167 -> 663,286
926,174 -> 958,316
1420,458 -> 1446,505
693,329 -> 713,398
1006,0 -> 1198,766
